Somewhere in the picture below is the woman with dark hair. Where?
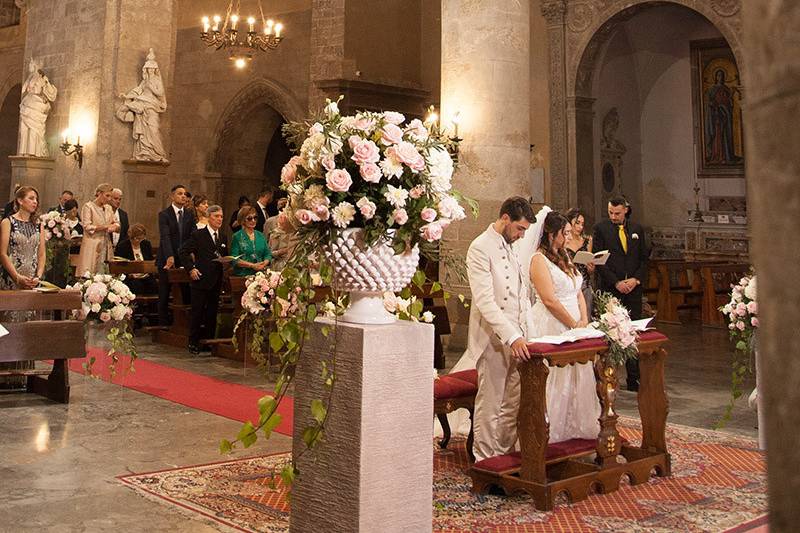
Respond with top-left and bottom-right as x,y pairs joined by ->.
229,196 -> 251,231
193,194 -> 209,229
565,207 -> 594,316
528,211 -> 600,443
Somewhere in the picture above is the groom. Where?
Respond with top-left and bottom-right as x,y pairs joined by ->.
593,196 -> 649,391
466,197 -> 536,462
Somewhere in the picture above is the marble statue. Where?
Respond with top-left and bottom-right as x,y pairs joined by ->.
116,48 -> 168,162
17,58 -> 57,158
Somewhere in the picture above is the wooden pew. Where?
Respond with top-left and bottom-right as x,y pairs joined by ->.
469,331 -> 670,510
209,276 -> 255,362
108,260 -> 159,327
153,268 -> 192,348
0,290 -> 85,403
655,261 -> 704,324
642,261 -> 661,316
700,263 -> 750,327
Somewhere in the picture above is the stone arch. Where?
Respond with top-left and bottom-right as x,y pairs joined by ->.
208,78 -> 304,173
0,68 -> 21,199
570,0 -> 745,99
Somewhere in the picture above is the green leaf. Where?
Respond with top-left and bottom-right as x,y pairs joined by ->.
262,413 -> 283,438
269,332 -> 284,352
412,270 -> 426,288
431,281 -> 442,295
302,426 -> 319,449
321,325 -> 331,337
311,399 -> 327,423
280,464 -> 296,487
219,439 -> 233,454
283,322 -> 301,344
257,395 -> 277,416
237,421 -> 258,448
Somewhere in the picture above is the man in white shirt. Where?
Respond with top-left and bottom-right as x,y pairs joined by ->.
466,196 -> 536,462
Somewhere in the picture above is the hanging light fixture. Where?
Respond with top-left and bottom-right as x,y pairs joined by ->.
200,0 -> 284,69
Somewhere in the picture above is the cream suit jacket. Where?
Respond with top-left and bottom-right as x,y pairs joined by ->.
465,225 -> 531,362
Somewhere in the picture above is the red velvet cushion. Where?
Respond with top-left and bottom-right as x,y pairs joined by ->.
434,375 -> 478,399
473,439 -> 600,472
473,451 -> 522,472
639,331 -> 668,342
527,338 -> 608,355
448,369 -> 478,386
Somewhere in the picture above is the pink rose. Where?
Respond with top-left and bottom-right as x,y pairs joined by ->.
309,122 -> 324,135
99,311 -> 111,323
379,123 -> 404,146
359,163 -> 382,183
326,168 -> 353,192
405,118 -> 429,141
394,141 -> 426,171
393,208 -> 408,225
295,209 -> 315,225
312,204 -> 330,221
356,197 -> 376,219
321,154 -> 336,171
421,222 -> 443,242
420,207 -> 437,222
281,163 -> 297,184
351,139 -> 380,165
409,185 -> 425,199
746,301 -> 757,314
383,111 -> 405,125
353,116 -> 376,132
736,320 -> 746,331
751,317 -> 760,328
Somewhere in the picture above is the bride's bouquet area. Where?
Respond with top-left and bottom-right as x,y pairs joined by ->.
593,291 -> 639,366
70,273 -> 138,375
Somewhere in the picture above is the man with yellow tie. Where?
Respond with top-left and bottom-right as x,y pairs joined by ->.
592,196 -> 649,391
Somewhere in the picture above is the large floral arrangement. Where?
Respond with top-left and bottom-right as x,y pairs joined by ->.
718,273 -> 758,425
40,210 -> 71,241
70,273 -> 137,375
278,97 -> 469,253
593,291 -> 639,367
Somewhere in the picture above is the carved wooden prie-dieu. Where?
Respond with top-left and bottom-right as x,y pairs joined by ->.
470,331 -> 670,511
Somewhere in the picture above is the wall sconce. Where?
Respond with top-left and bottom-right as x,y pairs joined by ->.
60,129 -> 84,169
425,105 -> 463,165
449,111 -> 463,164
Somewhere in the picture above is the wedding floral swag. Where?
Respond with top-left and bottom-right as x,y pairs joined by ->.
717,272 -> 758,426
592,291 -> 639,367
69,273 -> 138,376
221,97 -> 475,488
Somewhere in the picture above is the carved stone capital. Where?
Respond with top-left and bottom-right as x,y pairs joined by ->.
541,0 -> 566,25
712,0 -> 741,17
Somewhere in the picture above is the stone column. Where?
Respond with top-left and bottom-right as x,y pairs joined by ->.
541,0 -> 568,209
8,156 -> 53,198
567,95 -> 595,215
440,0 -> 530,256
291,320 -> 434,533
742,3 -> 800,532
308,0 -> 348,111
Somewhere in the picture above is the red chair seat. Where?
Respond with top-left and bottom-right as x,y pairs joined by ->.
473,438 -> 599,472
447,369 -> 478,386
434,374 -> 478,400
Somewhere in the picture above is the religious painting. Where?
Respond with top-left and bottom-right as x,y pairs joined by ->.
691,39 -> 745,178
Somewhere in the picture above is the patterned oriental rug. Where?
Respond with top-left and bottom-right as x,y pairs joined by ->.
118,416 -> 767,533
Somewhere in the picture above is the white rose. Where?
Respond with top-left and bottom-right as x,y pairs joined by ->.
422,311 -> 434,323
324,98 -> 340,117
90,303 -> 101,313
426,147 -> 454,190
111,304 -> 129,321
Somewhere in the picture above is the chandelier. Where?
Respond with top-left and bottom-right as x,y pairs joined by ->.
200,0 -> 284,69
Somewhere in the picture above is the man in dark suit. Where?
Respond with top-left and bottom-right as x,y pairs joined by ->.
253,186 -> 275,231
49,190 -> 75,216
179,205 -> 228,354
110,188 -> 130,251
592,196 -> 649,391
156,184 -> 196,326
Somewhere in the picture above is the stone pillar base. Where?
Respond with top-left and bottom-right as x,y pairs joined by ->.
291,319 -> 434,533
8,156 -> 55,199
121,160 -> 170,241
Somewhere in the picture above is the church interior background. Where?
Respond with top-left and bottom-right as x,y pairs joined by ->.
2,0 -> 796,531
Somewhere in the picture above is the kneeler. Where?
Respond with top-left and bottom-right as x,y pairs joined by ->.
470,331 -> 671,511
434,369 -> 477,462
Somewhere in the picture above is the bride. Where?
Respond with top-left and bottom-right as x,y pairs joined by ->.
528,211 -> 600,442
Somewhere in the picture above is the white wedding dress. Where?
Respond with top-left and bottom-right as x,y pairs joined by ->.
528,252 -> 600,443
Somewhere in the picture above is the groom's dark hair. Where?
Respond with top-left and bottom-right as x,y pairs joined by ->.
499,196 -> 535,222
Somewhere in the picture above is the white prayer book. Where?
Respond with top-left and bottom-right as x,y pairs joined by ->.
0,324 -> 8,338
572,249 -> 610,266
528,326 -> 606,345
631,317 -> 655,331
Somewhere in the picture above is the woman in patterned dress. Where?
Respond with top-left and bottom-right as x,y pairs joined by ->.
0,186 -> 47,387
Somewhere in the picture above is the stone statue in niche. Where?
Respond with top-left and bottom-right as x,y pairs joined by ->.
600,107 -> 626,196
601,107 -> 626,153
116,48 -> 169,162
17,58 -> 57,158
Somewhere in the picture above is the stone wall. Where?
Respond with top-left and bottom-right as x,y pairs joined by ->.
0,0 -> 19,28
0,10 -> 24,201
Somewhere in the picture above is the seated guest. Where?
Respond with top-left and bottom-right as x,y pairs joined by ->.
179,205 -> 228,355
231,206 -> 272,277
50,190 -> 75,216
63,198 -> 83,254
229,195 -> 250,231
193,194 -> 209,229
115,223 -> 154,261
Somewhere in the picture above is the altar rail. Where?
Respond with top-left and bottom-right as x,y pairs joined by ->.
470,331 -> 670,510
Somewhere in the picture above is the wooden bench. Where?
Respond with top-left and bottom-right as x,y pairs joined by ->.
434,369 -> 476,462
655,261 -> 704,324
469,331 -> 670,510
153,268 -> 192,348
0,290 -> 85,403
700,263 -> 750,327
108,260 -> 159,328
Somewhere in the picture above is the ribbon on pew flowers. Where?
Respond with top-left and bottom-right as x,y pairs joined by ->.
69,273 -> 138,376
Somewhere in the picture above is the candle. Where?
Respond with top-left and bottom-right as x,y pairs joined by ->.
247,16 -> 255,32
231,14 -> 239,30
212,15 -> 221,31
62,129 -> 69,144
265,19 -> 274,35
275,23 -> 283,38
202,16 -> 209,33
76,135 -> 81,146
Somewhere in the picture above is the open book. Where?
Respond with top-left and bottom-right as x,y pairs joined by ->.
213,254 -> 243,264
528,326 -> 606,345
572,249 -> 610,266
631,317 -> 655,331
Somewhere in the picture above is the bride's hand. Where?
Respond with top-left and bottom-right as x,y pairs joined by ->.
577,317 -> 589,328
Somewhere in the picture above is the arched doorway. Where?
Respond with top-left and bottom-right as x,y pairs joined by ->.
0,83 -> 20,202
208,79 -> 304,224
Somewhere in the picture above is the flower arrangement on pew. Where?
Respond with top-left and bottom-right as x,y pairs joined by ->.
592,291 -> 639,367
40,210 -> 73,283
70,273 -> 138,375
718,273 -> 758,425
40,210 -> 71,241
218,97 -> 475,488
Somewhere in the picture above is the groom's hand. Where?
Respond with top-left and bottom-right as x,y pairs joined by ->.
510,338 -> 530,361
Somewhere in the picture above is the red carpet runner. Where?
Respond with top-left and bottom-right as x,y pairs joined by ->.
72,347 -> 293,436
